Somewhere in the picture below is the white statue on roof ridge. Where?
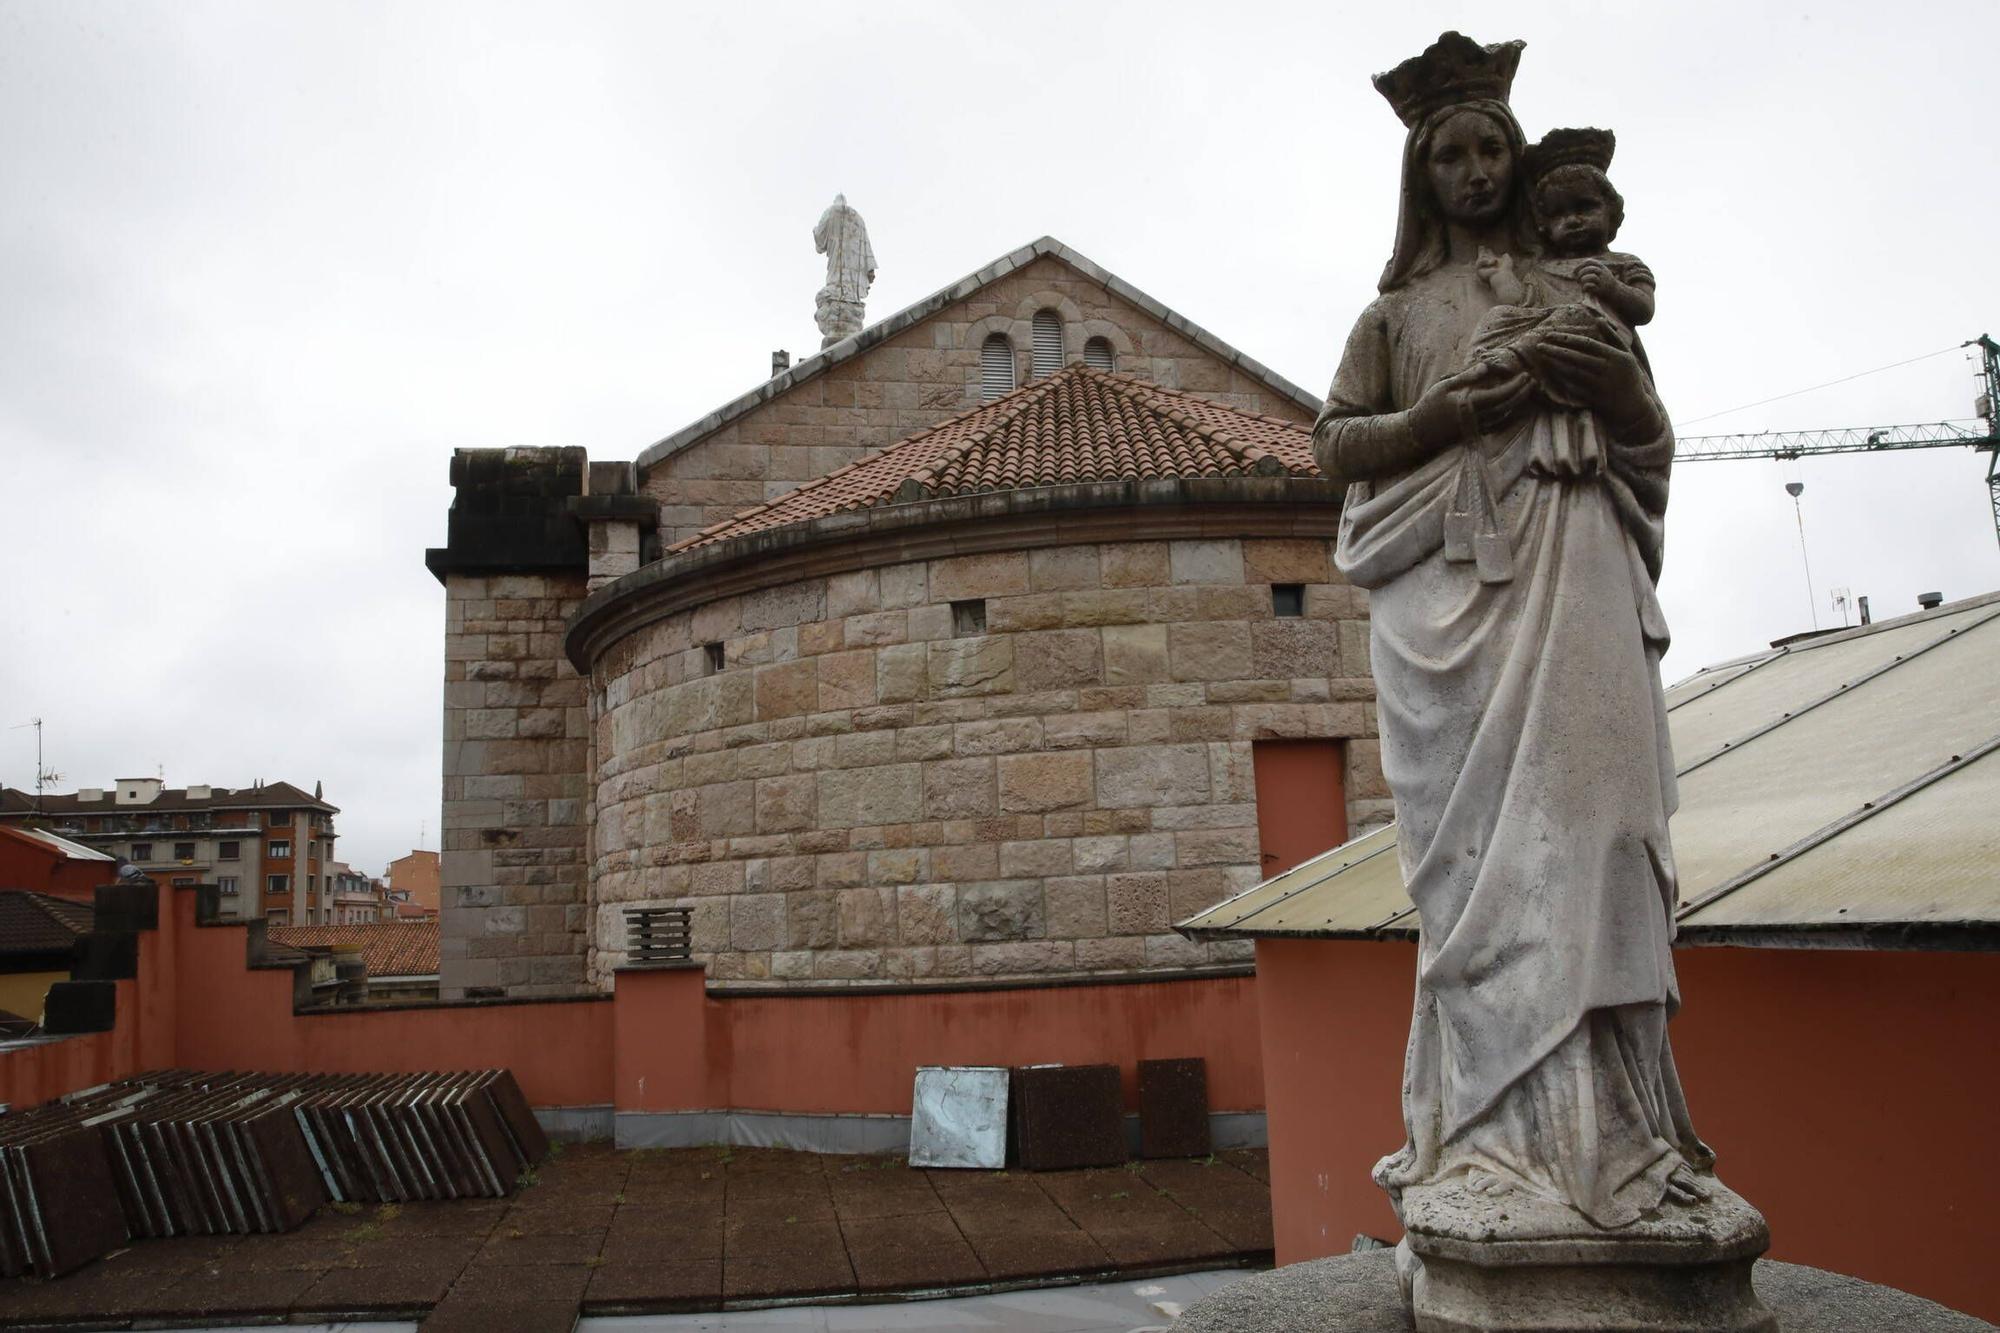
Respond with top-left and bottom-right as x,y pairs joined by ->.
813,193 -> 875,349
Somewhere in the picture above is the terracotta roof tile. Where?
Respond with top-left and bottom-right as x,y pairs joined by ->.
267,921 -> 440,979
0,889 -> 94,955
669,365 -> 1319,553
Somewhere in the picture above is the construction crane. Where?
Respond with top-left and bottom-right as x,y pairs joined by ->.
1674,335 -> 2000,549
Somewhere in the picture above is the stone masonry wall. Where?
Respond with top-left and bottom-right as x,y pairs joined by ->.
642,255 -> 1317,546
440,572 -> 592,998
586,536 -> 1386,987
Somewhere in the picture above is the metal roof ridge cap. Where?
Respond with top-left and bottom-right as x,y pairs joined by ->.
1674,601 -> 2000,779
1675,730 -> 2000,923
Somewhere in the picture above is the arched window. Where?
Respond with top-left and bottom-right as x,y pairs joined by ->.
1031,309 -> 1064,379
980,333 -> 1015,401
1083,336 -> 1116,372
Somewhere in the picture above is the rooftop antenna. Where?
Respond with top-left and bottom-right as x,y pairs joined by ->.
1829,586 -> 1852,628
1784,480 -> 1819,630
8,718 -> 61,815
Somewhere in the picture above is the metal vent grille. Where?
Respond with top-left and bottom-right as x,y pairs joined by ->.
980,333 -> 1015,401
1084,336 -> 1115,372
1031,310 -> 1063,378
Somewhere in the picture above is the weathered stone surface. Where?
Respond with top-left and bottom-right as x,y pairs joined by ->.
755,774 -> 817,833
837,886 -> 896,946
1102,623 -> 1170,684
957,880 -> 1044,941
1105,872 -> 1170,935
996,751 -> 1094,813
1242,537 -> 1333,585
816,649 -> 877,710
1096,744 -> 1211,808
729,893 -> 785,951
1252,619 -> 1341,679
897,884 -> 956,944
1015,629 -> 1103,691
817,763 -> 924,827
930,551 -> 1031,600
1170,621 -> 1254,682
1170,538 -> 1244,585
927,636 -> 1015,696
924,757 -> 995,818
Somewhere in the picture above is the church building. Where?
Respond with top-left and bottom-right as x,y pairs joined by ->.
424,230 -> 1381,1000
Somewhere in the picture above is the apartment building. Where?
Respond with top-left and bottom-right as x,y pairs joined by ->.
0,779 -> 340,924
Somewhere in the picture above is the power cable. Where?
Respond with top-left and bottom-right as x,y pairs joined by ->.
1675,345 -> 1960,428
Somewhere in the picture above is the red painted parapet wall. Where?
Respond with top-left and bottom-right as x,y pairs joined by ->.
0,884 -> 1262,1128
612,966 -> 1263,1117
1252,938 -> 2000,1323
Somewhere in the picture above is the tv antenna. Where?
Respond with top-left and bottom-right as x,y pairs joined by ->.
8,718 -> 62,815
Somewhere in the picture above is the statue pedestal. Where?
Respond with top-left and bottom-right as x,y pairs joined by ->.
1174,1249 -> 1997,1333
1395,1175 -> 1774,1331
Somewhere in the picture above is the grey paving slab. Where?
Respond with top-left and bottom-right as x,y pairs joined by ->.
575,1268 -> 1257,1332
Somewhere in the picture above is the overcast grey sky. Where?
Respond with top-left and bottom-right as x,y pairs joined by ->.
4,1 -> 1997,876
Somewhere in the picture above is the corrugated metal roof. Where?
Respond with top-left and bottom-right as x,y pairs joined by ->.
2,826 -> 116,862
1181,591 -> 2000,945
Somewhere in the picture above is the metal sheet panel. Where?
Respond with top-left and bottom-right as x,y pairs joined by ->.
907,1067 -> 1009,1169
1686,748 -> 2000,927
1670,620 -> 2000,907
1668,603 -> 1996,765
1177,823 -> 1409,938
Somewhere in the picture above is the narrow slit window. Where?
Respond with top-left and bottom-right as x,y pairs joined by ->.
704,642 -> 726,674
1272,584 -> 1305,617
1083,336 -> 1115,372
980,334 -> 1015,401
952,599 -> 987,636
1031,310 -> 1063,378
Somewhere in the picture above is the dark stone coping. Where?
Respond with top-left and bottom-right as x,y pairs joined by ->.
566,475 -> 1345,670
1185,920 -> 2000,951
292,991 -> 612,1018
633,235 -> 1324,475
705,963 -> 1254,1000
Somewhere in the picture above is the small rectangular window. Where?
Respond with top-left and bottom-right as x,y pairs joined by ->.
173,842 -> 195,860
269,840 -> 291,859
268,811 -> 287,828
219,841 -> 240,860
1272,584 -> 1305,617
171,876 -> 194,887
131,842 -> 153,861
951,599 -> 987,636
704,642 -> 726,674
218,877 -> 239,895
267,874 -> 289,894
267,910 -> 289,926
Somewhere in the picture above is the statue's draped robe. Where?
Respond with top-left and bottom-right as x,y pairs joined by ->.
1318,262 -> 1712,1228
814,203 -> 875,304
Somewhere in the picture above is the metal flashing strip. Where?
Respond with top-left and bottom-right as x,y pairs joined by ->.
1663,646 -> 1788,714
1676,731 -> 2000,922
1188,836 -> 1400,936
1674,603 -> 2000,779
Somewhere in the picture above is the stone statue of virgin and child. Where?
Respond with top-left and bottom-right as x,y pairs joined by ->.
1314,31 -> 1774,1330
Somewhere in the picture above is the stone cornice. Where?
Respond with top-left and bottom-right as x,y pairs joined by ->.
565,477 -> 1344,672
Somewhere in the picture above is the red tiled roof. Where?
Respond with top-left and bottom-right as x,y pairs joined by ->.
0,889 -> 94,955
267,921 -> 439,979
669,364 -> 1319,553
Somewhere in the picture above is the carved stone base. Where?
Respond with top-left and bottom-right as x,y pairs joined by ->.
1397,1175 -> 1776,1332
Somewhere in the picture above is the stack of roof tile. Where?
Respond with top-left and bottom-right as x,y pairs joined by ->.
0,1068 -> 545,1279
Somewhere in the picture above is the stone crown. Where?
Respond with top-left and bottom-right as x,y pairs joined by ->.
1527,127 -> 1617,186
1373,32 -> 1525,129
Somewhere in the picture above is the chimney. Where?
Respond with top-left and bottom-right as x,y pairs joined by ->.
1857,595 -> 1871,626
771,349 -> 791,378
1917,590 -> 1943,610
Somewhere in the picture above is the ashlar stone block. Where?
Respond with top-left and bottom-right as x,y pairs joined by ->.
1102,624 -> 1169,685
1016,629 -> 1103,691
1169,539 -> 1244,585
924,757 -> 996,819
996,751 -> 1095,813
957,880 -> 1045,941
1169,621 -> 1254,682
1095,744 -> 1211,808
927,637 -> 1015,697
818,762 -> 925,828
